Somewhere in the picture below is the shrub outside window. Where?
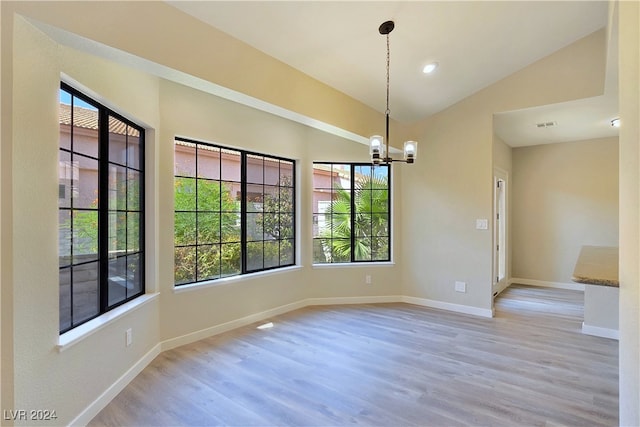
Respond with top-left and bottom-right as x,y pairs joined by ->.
312,163 -> 390,263
174,138 -> 295,286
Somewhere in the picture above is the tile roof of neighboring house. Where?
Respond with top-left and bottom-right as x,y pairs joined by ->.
59,103 -> 139,136
312,163 -> 349,178
175,139 -> 289,166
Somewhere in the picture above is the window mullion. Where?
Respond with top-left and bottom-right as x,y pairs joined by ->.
261,157 -> 266,270
139,128 -> 146,296
387,164 -> 391,261
194,145 -> 199,281
277,161 -> 281,263
98,110 -> 109,313
350,164 -> 356,263
241,152 -> 248,274
69,94 -> 75,327
292,163 -> 296,266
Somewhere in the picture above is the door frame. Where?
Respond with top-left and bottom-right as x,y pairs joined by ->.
493,168 -> 509,297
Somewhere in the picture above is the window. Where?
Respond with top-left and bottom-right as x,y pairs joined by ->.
58,83 -> 145,334
174,138 -> 295,286
312,163 -> 390,263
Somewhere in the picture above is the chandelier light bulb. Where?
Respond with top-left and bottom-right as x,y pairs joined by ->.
403,141 -> 418,163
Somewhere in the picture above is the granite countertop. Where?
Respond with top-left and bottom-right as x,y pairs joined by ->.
572,245 -> 619,287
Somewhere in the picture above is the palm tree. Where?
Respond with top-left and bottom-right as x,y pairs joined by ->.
319,171 -> 389,262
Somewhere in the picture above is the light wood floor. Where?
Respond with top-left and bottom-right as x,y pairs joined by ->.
90,285 -> 618,426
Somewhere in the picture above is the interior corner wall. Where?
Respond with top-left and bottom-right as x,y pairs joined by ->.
618,0 -> 640,424
511,137 -> 619,285
493,135 -> 513,174
401,107 -> 494,313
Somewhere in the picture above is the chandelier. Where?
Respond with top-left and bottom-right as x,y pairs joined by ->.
369,21 -> 418,165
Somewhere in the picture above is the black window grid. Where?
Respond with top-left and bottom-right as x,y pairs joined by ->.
312,163 -> 391,263
173,137 -> 296,286
59,82 -> 145,334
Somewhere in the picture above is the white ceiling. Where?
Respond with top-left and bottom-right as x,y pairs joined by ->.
167,1 -> 617,147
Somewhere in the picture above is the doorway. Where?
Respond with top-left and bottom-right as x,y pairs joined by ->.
493,168 -> 508,296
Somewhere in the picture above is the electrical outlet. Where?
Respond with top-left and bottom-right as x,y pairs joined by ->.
365,274 -> 372,285
476,219 -> 488,230
125,328 -> 132,347
455,281 -> 466,293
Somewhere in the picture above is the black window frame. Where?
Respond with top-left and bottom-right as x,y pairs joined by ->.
59,82 -> 145,334
173,137 -> 296,286
312,162 -> 391,263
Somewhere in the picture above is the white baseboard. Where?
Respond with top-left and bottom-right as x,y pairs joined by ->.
582,322 -> 619,340
306,295 -> 402,306
161,296 -> 402,352
402,296 -> 494,318
493,280 -> 511,297
511,277 -> 585,291
69,343 -> 162,426
161,299 -> 308,352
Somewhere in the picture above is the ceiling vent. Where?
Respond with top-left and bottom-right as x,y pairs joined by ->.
536,121 -> 557,128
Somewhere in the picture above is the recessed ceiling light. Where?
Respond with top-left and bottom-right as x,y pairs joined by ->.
423,62 -> 438,74
611,118 -> 620,128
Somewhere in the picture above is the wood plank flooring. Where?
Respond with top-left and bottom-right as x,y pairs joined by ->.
90,285 -> 618,426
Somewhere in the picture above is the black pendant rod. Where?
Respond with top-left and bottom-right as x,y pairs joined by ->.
382,21 -> 393,163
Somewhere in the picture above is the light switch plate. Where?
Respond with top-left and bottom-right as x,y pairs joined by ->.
476,219 -> 488,230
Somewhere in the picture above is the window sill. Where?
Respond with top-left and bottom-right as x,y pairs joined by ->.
174,265 -> 303,293
312,262 -> 395,268
57,293 -> 159,352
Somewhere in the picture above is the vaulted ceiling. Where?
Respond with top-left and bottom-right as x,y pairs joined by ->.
168,1 -> 618,147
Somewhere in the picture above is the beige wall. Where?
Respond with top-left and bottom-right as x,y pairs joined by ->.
0,0 -> 14,413
618,0 -> 640,424
512,137 -> 619,285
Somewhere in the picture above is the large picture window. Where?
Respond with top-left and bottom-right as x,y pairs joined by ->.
174,138 -> 295,286
312,163 -> 390,263
59,83 -> 145,334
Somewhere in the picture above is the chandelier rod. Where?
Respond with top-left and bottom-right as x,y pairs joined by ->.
385,29 -> 391,162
